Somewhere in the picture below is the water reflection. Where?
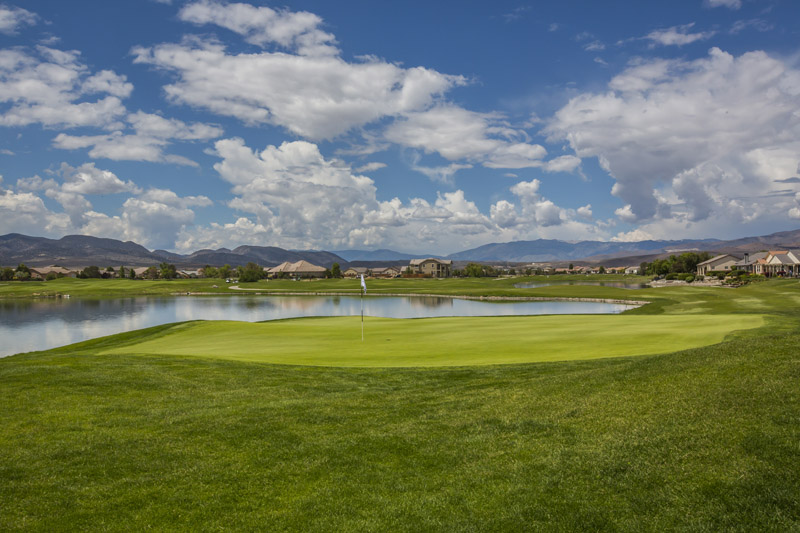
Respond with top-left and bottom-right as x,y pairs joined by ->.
1,295 -> 634,357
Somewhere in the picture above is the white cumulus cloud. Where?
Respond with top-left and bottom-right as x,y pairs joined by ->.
0,47 -> 130,129
0,5 -> 37,35
179,0 -> 338,56
547,47 -> 800,229
132,38 -> 464,140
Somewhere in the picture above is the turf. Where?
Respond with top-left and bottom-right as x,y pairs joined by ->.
99,314 -> 764,366
1,332 -> 798,531
1,278 -> 799,530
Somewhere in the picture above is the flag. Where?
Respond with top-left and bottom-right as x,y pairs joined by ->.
360,273 -> 367,294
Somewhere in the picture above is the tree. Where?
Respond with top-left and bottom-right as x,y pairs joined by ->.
331,262 -> 342,278
238,262 -> 264,282
218,264 -> 232,279
465,263 -> 484,278
598,266 -> 606,274
128,267 -> 137,280
119,266 -> 126,278
145,266 -> 159,280
642,251 -> 711,277
1,267 -> 15,281
569,263 -> 574,271
159,262 -> 177,280
15,263 -> 30,275
79,265 -> 102,279
203,265 -> 218,278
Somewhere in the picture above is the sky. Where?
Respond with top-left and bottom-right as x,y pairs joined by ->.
0,0 -> 799,254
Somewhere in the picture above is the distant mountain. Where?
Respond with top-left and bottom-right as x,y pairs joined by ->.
333,249 -> 431,261
3,228 -> 800,269
711,228 -> 800,253
446,238 -> 722,263
0,233 -> 164,267
0,234 -> 346,269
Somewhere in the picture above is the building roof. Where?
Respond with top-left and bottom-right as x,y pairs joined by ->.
767,253 -> 796,265
268,260 -> 326,274
30,265 -> 76,275
697,254 -> 740,266
344,267 -> 370,274
409,258 -> 452,266
733,251 -> 769,266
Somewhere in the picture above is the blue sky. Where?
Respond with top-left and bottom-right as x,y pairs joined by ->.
0,0 -> 798,253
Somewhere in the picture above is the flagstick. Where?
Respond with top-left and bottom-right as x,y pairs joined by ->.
360,274 -> 366,341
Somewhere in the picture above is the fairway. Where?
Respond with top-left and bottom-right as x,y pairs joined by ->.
101,314 -> 764,366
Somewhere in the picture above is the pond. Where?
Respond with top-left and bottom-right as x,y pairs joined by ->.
515,281 -> 650,290
0,295 -> 636,357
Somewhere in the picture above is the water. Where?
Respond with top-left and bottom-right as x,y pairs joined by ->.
515,281 -> 650,290
0,295 -> 635,357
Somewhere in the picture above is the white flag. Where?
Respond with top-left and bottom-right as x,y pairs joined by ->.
360,274 -> 367,294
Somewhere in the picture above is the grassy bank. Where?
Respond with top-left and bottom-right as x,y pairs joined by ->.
1,332 -> 798,530
1,278 -> 799,530
0,274 -> 652,299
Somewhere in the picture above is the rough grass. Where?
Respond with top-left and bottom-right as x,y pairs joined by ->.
99,314 -> 764,367
1,332 -> 798,531
1,278 -> 799,530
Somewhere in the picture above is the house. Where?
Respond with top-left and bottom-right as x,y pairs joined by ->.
371,266 -> 401,278
268,260 -> 327,278
624,266 -> 640,275
696,254 -> 741,276
732,252 -> 769,274
344,267 -> 370,278
407,258 -> 452,277
132,267 -> 152,278
30,265 -> 77,279
758,250 -> 800,277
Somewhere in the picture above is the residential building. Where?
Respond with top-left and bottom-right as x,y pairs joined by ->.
268,260 -> 327,278
371,266 -> 401,278
732,252 -> 768,274
696,254 -> 741,276
30,265 -> 77,279
407,258 -> 452,277
758,250 -> 800,277
344,267 -> 370,278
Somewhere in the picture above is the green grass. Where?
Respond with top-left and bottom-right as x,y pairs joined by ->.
1,277 -> 799,530
1,333 -> 798,530
99,314 -> 764,366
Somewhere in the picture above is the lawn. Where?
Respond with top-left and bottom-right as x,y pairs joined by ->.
99,314 -> 764,366
1,277 -> 799,530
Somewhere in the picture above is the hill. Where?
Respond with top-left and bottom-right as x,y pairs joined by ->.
0,234 -> 346,269
446,238 -> 722,263
3,228 -> 800,268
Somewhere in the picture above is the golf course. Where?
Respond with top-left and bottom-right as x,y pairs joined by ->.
1,276 -> 799,530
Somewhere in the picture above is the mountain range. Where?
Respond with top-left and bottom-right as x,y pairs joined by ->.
2,229 -> 800,269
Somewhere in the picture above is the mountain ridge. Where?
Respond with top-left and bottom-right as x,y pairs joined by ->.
2,229 -> 800,268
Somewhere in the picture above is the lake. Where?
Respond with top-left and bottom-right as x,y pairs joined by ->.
0,295 -> 636,357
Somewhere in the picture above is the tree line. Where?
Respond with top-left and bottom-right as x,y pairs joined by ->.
640,252 -> 711,277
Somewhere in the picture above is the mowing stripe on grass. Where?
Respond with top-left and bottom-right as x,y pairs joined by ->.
100,314 -> 764,367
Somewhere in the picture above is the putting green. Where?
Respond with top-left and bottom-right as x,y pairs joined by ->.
100,314 -> 764,367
